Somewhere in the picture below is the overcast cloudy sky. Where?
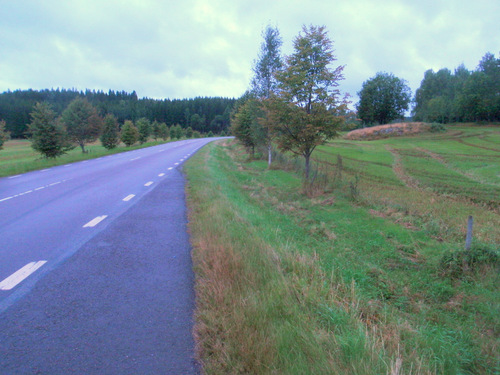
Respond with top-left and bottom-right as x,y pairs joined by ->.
1,0 -> 499,106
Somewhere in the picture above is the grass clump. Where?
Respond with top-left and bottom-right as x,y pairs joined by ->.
439,244 -> 499,279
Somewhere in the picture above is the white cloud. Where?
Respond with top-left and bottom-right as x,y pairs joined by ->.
0,0 -> 499,105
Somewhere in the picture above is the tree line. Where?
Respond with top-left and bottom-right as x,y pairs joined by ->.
413,52 -> 500,123
356,52 -> 500,126
0,88 -> 235,138
23,97 -> 213,159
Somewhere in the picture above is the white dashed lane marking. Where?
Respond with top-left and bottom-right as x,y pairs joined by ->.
123,194 -> 135,202
144,181 -> 154,187
0,261 -> 47,291
83,215 -> 108,228
0,180 -> 67,204
158,173 -> 165,177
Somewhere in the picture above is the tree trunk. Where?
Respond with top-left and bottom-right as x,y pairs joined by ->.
79,142 -> 86,153
304,153 -> 310,179
267,143 -> 272,167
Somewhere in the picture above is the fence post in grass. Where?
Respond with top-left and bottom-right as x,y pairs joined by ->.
465,215 -> 473,250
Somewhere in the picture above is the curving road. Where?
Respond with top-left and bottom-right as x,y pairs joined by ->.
0,139 -> 213,373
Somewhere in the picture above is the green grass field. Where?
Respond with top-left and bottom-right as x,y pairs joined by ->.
185,125 -> 499,374
0,139 -> 173,177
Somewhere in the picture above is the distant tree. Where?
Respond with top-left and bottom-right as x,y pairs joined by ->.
120,120 -> 139,147
136,117 -> 151,144
157,122 -> 169,140
231,99 -> 260,155
61,97 -> 102,153
192,130 -> 201,138
100,114 -> 120,149
27,102 -> 73,158
151,120 -> 160,140
251,24 -> 283,166
190,113 -> 206,132
170,124 -> 183,139
185,126 -> 193,138
0,120 -> 10,150
207,131 -> 214,137
270,25 -> 345,179
357,72 -> 411,125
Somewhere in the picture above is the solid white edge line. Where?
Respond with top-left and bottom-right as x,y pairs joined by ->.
123,194 -> 135,201
0,261 -> 47,291
83,215 -> 108,228
8,175 -> 21,179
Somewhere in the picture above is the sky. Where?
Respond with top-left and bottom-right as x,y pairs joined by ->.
1,0 -> 499,108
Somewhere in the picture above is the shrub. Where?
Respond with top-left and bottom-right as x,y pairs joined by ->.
439,244 -> 499,279
429,122 -> 446,132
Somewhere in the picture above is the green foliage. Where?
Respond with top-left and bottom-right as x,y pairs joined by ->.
151,120 -> 160,140
413,52 -> 500,123
429,122 -> 446,132
251,25 -> 283,99
61,97 -> 102,152
207,131 -> 214,137
120,120 -> 139,147
27,102 -> 73,158
170,124 -> 183,139
192,130 -> 201,138
356,72 -> 411,125
0,120 -> 10,150
157,122 -> 169,140
100,114 -> 120,149
230,99 -> 260,155
190,113 -> 206,133
439,244 -> 499,279
271,25 -> 345,178
136,117 -> 151,144
0,88 -> 235,138
185,126 -> 193,138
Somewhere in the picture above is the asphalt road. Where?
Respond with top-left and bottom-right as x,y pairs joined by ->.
0,139 -> 214,374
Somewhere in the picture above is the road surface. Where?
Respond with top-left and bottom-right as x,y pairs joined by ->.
0,139 -> 213,373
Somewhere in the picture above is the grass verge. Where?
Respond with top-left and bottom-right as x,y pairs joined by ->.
185,139 -> 498,374
0,139 -> 175,177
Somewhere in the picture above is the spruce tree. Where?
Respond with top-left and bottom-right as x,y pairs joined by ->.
28,102 -> 73,158
120,120 -> 139,147
157,122 -> 169,140
136,117 -> 151,144
100,114 -> 120,149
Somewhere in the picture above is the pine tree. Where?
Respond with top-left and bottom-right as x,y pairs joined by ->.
27,102 -> 73,158
100,114 -> 120,149
136,117 -> 151,144
120,120 -> 139,147
157,122 -> 169,141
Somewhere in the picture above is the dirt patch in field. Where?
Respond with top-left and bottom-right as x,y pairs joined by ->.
345,122 -> 429,140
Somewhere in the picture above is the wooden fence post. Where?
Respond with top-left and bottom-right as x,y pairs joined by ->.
465,216 -> 473,250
